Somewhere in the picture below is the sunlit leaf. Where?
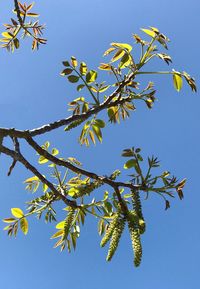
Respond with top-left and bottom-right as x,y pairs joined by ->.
11,208 -> 24,218
71,56 -> 78,67
89,130 -> 96,144
92,125 -> 102,142
24,176 -> 39,183
141,28 -> 156,38
20,218 -> 28,235
56,221 -> 65,229
119,53 -> 132,68
2,32 -> 13,39
86,70 -> 97,83
52,148 -> 59,156
173,72 -> 183,92
80,62 -> 87,75
123,159 -> 137,169
98,85 -> 110,92
94,119 -> 105,128
38,155 -> 49,164
111,49 -> 125,62
51,230 -> 64,239
103,47 -> 116,56
111,42 -> 132,52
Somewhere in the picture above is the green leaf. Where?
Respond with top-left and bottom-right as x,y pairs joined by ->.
103,47 -> 116,56
98,85 -> 110,93
80,62 -> 87,75
2,32 -> 13,39
68,75 -> 79,83
92,125 -> 102,142
141,28 -> 156,38
11,208 -> 24,218
71,56 -> 78,67
94,119 -> 105,128
38,155 -> 49,164
24,176 -> 39,183
123,159 -> 137,169
119,53 -> 131,69
51,230 -> 64,239
111,49 -> 125,62
56,221 -> 65,229
89,130 -> 96,144
111,42 -> 132,52
51,148 -> 59,156
86,70 -> 97,83
173,72 -> 183,92
20,218 -> 28,235
13,38 -> 19,49
43,183 -> 48,193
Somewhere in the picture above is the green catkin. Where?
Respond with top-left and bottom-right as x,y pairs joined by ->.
100,213 -> 119,247
73,170 -> 121,199
64,119 -> 85,132
106,217 -> 125,261
73,180 -> 103,199
131,190 -> 146,234
127,211 -> 142,267
62,209 -> 75,241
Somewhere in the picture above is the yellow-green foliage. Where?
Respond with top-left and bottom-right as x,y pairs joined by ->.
106,217 -> 125,261
62,209 -> 75,241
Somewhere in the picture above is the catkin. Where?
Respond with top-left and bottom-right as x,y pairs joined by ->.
73,170 -> 120,199
64,119 -> 85,132
73,180 -> 103,199
127,211 -> 142,267
131,190 -> 146,234
100,213 -> 119,247
106,217 -> 125,261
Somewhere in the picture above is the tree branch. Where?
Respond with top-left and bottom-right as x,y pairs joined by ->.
0,143 -> 78,208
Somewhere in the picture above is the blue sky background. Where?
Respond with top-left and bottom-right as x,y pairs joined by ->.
0,1 -> 199,288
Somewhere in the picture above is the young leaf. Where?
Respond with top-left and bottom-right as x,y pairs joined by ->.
80,62 -> 87,75
111,42 -> 132,52
173,72 -> 183,92
3,218 -> 16,223
11,208 -> 24,218
92,125 -> 102,142
94,119 -> 105,128
20,218 -> 28,235
71,56 -> 78,67
141,28 -> 156,38
86,70 -> 97,83
24,176 -> 39,183
124,159 -> 137,169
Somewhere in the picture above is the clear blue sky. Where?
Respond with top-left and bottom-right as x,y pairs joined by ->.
0,1 -> 199,288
